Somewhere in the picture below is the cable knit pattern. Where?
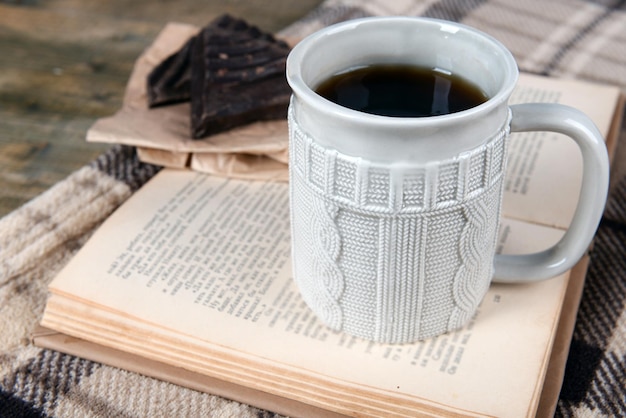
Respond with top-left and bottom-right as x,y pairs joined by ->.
289,108 -> 510,343
448,197 -> 500,331
310,198 -> 344,329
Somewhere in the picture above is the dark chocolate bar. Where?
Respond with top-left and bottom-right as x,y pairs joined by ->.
147,35 -> 195,107
190,15 -> 291,139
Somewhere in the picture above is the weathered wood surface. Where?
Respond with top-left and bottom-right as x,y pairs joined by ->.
0,0 -> 321,218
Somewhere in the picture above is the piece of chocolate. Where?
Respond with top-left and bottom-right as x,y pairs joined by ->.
147,35 -> 195,107
190,15 -> 291,139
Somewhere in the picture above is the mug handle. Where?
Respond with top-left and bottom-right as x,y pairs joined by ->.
493,103 -> 610,283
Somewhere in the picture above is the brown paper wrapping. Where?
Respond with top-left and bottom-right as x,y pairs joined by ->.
87,22 -> 289,181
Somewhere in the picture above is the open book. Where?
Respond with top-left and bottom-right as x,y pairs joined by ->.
36,73 -> 623,418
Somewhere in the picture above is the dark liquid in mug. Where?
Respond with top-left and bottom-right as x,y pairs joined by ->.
315,64 -> 489,117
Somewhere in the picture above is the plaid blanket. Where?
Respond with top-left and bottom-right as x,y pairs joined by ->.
2,1 -> 625,416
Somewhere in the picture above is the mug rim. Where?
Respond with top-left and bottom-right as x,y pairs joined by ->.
286,16 -> 519,129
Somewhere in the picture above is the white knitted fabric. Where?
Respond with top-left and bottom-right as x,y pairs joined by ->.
288,109 -> 511,343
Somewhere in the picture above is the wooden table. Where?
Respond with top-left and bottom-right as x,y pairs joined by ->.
0,0 -> 322,218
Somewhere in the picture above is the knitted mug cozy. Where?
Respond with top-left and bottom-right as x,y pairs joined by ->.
288,108 -> 511,343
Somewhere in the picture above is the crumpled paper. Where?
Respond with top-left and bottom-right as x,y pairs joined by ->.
87,22 -> 290,181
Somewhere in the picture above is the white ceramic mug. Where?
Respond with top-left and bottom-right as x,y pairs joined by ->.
286,17 -> 609,343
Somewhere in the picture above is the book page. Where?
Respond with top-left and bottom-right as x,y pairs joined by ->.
46,169 -> 570,417
503,73 -> 621,229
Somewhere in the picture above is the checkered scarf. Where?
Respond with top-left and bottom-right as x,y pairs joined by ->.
2,1 -> 625,416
